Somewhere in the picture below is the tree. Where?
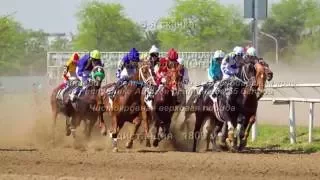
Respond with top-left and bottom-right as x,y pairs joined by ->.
50,37 -> 72,51
73,1 -> 144,51
0,15 -> 27,74
260,0 -> 320,57
157,0 -> 248,51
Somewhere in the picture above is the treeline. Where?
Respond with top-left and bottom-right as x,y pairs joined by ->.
1,0 -> 320,75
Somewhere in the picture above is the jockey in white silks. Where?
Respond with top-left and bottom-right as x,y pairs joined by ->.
176,57 -> 189,105
210,51 -> 240,102
220,52 -> 239,79
177,58 -> 190,86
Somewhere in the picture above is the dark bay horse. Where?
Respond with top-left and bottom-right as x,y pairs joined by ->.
191,61 -> 270,152
151,60 -> 183,147
97,61 -> 155,152
50,66 -> 105,142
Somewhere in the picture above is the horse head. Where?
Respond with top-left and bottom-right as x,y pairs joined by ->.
258,58 -> 273,81
138,61 -> 157,110
254,58 -> 273,99
138,61 -> 157,86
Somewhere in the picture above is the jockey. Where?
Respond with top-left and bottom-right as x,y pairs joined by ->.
69,50 -> 102,101
208,50 -> 224,81
149,45 -> 160,66
63,52 -> 80,83
194,50 -> 225,103
220,52 -> 239,79
109,48 -> 140,99
56,52 -> 79,100
210,52 -> 239,99
233,46 -> 245,66
177,57 -> 189,86
177,57 -> 189,105
245,46 -> 261,64
167,48 -> 179,64
155,48 -> 179,84
155,57 -> 168,86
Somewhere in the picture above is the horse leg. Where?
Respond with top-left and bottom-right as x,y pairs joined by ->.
70,114 -> 80,138
99,111 -> 107,136
222,112 -> 236,152
203,118 -> 213,151
142,108 -> 151,147
211,124 -> 223,152
126,116 -> 141,149
65,116 -> 71,136
193,113 -> 203,152
240,115 -> 256,150
152,122 -> 160,147
109,114 -> 119,152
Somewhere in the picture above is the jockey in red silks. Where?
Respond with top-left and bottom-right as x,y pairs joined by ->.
155,57 -> 168,86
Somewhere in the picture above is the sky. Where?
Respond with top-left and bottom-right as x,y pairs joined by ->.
0,0 -> 279,33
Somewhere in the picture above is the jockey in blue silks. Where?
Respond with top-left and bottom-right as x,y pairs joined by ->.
193,50 -> 225,103
108,48 -> 140,100
69,50 -> 103,101
208,50 -> 224,81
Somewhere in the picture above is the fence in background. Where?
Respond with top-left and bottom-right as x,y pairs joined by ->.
258,83 -> 320,144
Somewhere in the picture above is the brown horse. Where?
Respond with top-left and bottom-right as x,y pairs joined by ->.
50,66 -> 105,143
151,60 -> 183,147
97,61 -> 155,152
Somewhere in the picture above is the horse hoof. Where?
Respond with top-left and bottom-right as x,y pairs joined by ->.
153,139 -> 159,147
112,147 -> 118,152
126,141 -> 133,149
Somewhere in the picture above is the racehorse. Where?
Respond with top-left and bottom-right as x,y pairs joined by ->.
151,60 -> 183,147
50,66 -> 105,143
191,61 -> 271,152
97,61 -> 155,152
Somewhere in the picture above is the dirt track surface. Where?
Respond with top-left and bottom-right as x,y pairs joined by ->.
0,147 -> 320,180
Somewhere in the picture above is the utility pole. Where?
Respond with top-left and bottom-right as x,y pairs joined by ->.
244,0 -> 268,142
253,0 -> 259,56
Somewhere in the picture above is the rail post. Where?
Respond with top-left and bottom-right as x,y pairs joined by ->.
289,100 -> 296,144
252,113 -> 257,142
308,102 -> 314,143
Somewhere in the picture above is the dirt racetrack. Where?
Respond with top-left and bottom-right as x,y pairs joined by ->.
0,148 -> 319,180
